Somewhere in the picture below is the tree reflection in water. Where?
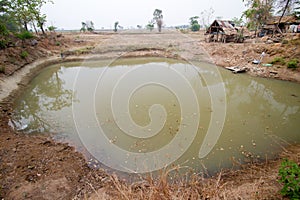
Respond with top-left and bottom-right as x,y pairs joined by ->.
11,66 -> 74,133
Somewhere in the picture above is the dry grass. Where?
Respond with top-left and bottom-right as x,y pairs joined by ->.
73,145 -> 300,200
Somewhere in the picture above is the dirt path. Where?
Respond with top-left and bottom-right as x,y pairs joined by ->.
0,30 -> 299,199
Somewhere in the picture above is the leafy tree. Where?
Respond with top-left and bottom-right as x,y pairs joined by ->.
9,0 -> 32,31
153,9 -> 163,32
86,21 -> 94,32
295,1 -> 300,17
80,21 -> 94,32
242,0 -> 273,31
80,22 -> 86,32
48,25 -> 56,32
189,16 -> 200,31
0,0 -> 9,14
4,0 -> 52,34
146,21 -> 154,31
231,17 -> 244,26
114,21 -> 119,32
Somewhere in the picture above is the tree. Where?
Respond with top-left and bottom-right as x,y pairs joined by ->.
80,21 -> 94,32
146,21 -> 154,31
114,21 -> 119,32
80,22 -> 86,32
153,9 -> 163,32
295,1 -> 300,17
0,0 -> 19,32
5,0 -> 52,34
189,16 -> 200,31
231,17 -> 244,26
48,25 -> 56,32
86,20 -> 94,32
242,0 -> 274,31
243,0 -> 299,33
200,7 -> 215,29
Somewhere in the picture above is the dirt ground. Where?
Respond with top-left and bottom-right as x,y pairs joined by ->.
0,30 -> 299,199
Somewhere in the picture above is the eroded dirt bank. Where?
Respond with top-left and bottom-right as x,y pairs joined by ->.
0,30 -> 299,199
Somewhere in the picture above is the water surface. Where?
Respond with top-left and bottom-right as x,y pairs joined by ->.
11,57 -> 300,175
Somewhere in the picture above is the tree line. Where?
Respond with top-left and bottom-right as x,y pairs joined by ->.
0,0 -> 52,35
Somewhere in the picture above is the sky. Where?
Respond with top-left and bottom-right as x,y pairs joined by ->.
42,0 -> 247,30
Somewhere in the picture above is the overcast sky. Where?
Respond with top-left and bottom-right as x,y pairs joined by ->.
42,0 -> 247,30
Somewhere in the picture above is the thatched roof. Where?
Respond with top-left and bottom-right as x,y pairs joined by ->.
266,15 -> 299,25
206,20 -> 236,35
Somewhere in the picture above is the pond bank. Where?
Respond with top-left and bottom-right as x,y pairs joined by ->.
0,31 -> 299,199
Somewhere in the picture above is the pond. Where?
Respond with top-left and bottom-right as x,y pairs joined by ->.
10,57 -> 300,176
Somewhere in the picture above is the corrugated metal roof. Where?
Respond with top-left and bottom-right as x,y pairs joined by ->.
206,20 -> 237,35
216,20 -> 235,29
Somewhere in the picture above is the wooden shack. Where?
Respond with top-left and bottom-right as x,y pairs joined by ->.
260,15 -> 300,35
205,20 -> 245,43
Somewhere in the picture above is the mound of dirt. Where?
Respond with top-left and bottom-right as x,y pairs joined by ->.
202,33 -> 300,83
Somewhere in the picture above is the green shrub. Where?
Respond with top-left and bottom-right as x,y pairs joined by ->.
180,29 -> 189,34
16,31 -> 34,40
0,66 -> 5,73
48,26 -> 57,32
20,51 -> 28,59
0,23 -> 9,36
278,159 -> 300,199
191,23 -> 200,32
287,59 -> 299,69
0,40 -> 7,49
270,57 -> 286,65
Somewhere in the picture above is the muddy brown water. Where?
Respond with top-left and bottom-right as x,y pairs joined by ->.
10,57 -> 300,176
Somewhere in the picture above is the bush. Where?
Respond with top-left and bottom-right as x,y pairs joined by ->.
0,40 -> 8,49
0,23 -> 9,36
287,59 -> 299,69
20,51 -> 28,59
191,23 -> 200,32
48,26 -> 57,32
16,31 -> 34,40
278,159 -> 300,199
270,57 -> 286,65
0,66 -> 5,73
180,29 -> 189,34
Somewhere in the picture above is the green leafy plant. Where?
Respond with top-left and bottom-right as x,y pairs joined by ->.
48,25 -> 57,32
287,59 -> 299,69
0,23 -> 9,36
270,57 -> 286,65
20,51 -> 28,59
0,66 -> 5,73
16,31 -> 34,40
146,21 -> 154,31
189,16 -> 200,32
0,40 -> 8,49
114,21 -> 119,32
278,159 -> 300,199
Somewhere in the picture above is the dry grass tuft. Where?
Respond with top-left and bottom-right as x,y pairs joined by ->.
76,145 -> 300,200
